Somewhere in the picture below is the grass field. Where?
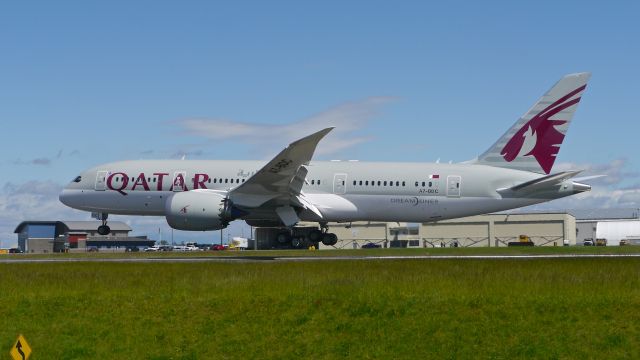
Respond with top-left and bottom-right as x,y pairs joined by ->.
2,254 -> 640,359
4,244 -> 640,259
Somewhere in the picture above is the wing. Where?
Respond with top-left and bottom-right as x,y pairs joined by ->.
228,127 -> 333,225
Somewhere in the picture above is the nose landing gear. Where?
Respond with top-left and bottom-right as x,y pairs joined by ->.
96,213 -> 111,235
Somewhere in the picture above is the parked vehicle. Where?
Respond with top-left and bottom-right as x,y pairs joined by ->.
144,245 -> 161,252
361,242 -> 382,249
583,239 -> 594,246
508,234 -> 534,247
8,248 -> 23,253
210,244 -> 226,251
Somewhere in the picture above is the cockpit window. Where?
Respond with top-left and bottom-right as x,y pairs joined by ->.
73,176 -> 82,183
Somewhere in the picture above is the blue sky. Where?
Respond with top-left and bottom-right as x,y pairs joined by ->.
1,1 -> 639,245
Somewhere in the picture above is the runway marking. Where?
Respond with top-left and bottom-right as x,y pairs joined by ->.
2,254 -> 640,263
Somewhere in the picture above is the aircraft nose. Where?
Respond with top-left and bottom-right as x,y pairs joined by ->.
59,188 -> 73,207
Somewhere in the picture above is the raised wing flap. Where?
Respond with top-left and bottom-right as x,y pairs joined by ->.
498,170 -> 582,195
229,127 -> 334,208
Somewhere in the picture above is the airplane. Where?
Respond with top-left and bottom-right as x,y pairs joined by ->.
60,72 -> 594,246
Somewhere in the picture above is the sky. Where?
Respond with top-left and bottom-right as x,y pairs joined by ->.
1,0 -> 639,246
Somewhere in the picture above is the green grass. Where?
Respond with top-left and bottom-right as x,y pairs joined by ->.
2,258 -> 640,359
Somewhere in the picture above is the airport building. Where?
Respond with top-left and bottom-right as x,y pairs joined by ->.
14,221 -> 154,253
320,212 -> 575,249
319,209 -> 640,248
572,208 -> 640,246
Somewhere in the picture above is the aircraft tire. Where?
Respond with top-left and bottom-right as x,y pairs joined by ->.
276,232 -> 291,244
309,229 -> 322,242
97,225 -> 111,236
322,233 -> 338,246
291,237 -> 302,248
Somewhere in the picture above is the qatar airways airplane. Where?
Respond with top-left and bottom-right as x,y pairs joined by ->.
60,72 -> 595,246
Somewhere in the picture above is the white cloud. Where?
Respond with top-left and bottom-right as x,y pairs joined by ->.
176,96 -> 395,157
554,158 -> 637,186
0,181 -> 246,248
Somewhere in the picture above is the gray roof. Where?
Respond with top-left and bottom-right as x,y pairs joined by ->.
14,221 -> 131,234
567,208 -> 640,221
502,208 -> 640,221
61,221 -> 132,232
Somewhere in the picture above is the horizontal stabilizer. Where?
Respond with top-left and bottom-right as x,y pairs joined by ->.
498,170 -> 582,194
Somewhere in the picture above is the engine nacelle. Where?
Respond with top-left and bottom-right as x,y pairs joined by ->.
165,191 -> 229,231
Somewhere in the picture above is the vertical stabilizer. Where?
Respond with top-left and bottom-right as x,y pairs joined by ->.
474,72 -> 591,174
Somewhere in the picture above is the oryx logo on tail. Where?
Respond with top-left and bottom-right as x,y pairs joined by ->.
501,84 -> 586,174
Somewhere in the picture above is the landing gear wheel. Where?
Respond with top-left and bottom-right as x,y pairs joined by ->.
309,229 -> 323,242
292,237 -> 303,248
321,233 -> 338,246
97,225 -> 111,235
276,232 -> 291,244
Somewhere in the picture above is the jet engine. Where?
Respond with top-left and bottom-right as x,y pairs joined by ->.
165,191 -> 231,231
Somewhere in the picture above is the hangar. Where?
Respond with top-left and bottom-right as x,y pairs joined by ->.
420,213 -> 575,247
14,221 -> 154,253
573,208 -> 640,246
319,212 -> 576,249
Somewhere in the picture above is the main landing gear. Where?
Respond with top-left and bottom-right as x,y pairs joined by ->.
96,213 -> 111,235
318,222 -> 338,247
266,223 -> 338,249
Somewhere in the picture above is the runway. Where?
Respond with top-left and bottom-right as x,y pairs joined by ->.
2,253 -> 640,263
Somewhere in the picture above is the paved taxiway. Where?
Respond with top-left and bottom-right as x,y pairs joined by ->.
2,254 -> 640,264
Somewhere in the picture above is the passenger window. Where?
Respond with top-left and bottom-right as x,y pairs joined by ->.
213,178 -> 217,183
365,181 -> 369,186
353,181 -> 356,186
396,181 -> 400,186
311,180 -> 315,185
377,181 -> 381,186
384,181 -> 387,186
429,181 -> 432,187
402,181 -> 406,186
389,181 -> 393,187
318,180 -> 321,185
415,182 -> 419,187
225,179 -> 228,183
359,181 -> 363,186
422,182 -> 425,187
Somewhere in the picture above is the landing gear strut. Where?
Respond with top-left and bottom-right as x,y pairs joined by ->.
97,213 -> 111,235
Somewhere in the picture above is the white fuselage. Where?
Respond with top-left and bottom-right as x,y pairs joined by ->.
60,160 -> 583,226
